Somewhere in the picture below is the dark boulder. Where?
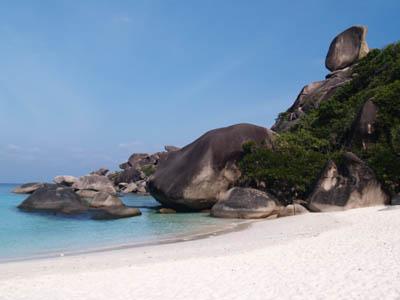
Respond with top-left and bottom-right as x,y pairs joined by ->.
326,25 -> 369,72
127,153 -> 157,169
347,99 -> 378,149
91,207 -> 141,220
18,186 -> 87,214
112,168 -> 142,185
90,168 -> 109,176
392,194 -> 400,206
72,175 -> 116,195
307,152 -> 389,212
211,187 -> 282,219
149,123 -> 275,210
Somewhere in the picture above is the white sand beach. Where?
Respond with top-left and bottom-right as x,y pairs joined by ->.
1,206 -> 400,300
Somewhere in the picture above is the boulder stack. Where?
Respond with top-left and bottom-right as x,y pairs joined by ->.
272,25 -> 369,132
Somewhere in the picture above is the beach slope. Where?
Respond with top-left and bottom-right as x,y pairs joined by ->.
1,206 -> 400,300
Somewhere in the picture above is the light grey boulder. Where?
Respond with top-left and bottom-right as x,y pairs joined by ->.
122,182 -> 138,193
87,192 -> 124,208
326,25 -> 369,72
76,189 -> 98,199
54,175 -> 78,186
12,182 -> 46,194
72,175 -> 116,195
164,145 -> 180,152
307,152 -> 389,212
149,123 -> 275,211
278,204 -> 309,217
211,187 -> 282,219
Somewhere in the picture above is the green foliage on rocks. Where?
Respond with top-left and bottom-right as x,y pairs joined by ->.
240,42 -> 400,200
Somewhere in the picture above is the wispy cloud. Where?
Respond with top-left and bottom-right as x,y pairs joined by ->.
118,140 -> 143,149
113,15 -> 132,24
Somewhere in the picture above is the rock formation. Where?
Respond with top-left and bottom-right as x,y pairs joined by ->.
326,25 -> 369,72
149,123 -> 275,210
272,25 -> 369,132
211,187 -> 282,219
18,186 -> 87,214
12,182 -> 48,194
72,175 -> 116,195
53,175 -> 78,186
307,152 -> 389,212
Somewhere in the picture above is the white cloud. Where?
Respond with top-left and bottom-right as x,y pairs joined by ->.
118,140 -> 143,149
6,144 -> 21,151
113,15 -> 132,24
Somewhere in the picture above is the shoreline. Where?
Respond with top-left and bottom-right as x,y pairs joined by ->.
0,218 -> 253,264
1,206 -> 400,299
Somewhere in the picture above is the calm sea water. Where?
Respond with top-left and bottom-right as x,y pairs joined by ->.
0,183 -> 236,261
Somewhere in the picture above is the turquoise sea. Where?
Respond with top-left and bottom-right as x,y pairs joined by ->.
0,183 -> 236,261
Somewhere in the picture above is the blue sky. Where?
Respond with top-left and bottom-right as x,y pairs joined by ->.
0,0 -> 399,182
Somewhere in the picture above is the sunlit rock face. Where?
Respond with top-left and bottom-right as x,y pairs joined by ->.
307,152 -> 389,212
148,123 -> 275,211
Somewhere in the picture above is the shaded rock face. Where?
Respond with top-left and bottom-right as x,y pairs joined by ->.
392,194 -> 400,206
348,99 -> 378,149
91,207 -> 141,220
149,124 -> 275,211
211,187 -> 281,219
307,152 -> 389,212
18,186 -> 87,214
272,67 -> 353,132
326,26 -> 369,72
72,175 -> 116,195
113,167 -> 142,185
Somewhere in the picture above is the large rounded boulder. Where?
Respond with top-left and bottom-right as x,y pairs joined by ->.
148,123 -> 275,210
325,25 -> 369,72
211,187 -> 282,219
307,152 -> 389,212
18,186 -> 87,214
